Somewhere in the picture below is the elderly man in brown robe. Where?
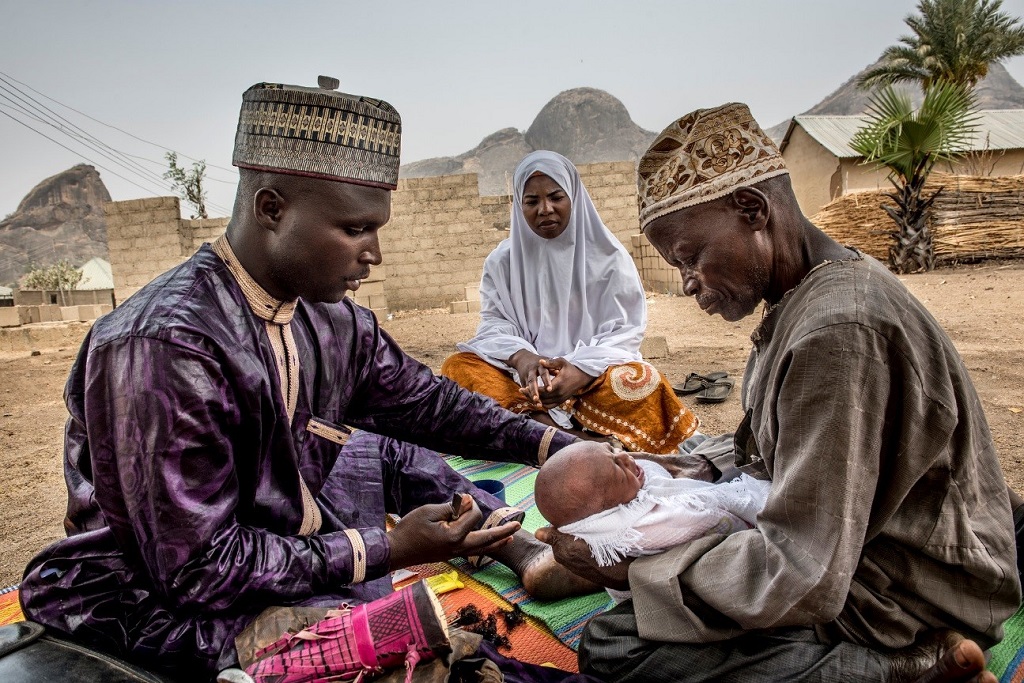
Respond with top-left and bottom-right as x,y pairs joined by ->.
538,103 -> 1021,683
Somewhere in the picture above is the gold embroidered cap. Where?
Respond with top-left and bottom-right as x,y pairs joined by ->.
233,76 -> 402,190
637,103 -> 788,231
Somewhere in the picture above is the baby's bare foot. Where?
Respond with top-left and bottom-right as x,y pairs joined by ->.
521,547 -> 602,601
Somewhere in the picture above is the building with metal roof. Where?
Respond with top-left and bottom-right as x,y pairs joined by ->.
14,257 -> 115,308
76,257 -> 114,291
779,110 -> 1024,216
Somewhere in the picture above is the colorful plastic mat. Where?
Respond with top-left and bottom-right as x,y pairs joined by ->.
0,584 -> 24,626
988,602 -> 1024,682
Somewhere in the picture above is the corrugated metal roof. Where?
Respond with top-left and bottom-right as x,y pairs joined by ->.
0,285 -> 12,298
785,110 -> 1024,159
77,257 -> 113,291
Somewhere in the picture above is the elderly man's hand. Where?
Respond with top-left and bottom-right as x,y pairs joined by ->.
534,526 -> 632,591
633,452 -> 720,482
387,494 -> 519,570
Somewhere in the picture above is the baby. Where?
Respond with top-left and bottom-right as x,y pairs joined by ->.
535,441 -> 770,597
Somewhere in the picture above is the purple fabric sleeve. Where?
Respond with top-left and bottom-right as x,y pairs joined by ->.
342,305 -> 577,466
85,336 -> 363,610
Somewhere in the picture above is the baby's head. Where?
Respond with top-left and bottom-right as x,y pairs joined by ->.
535,440 -> 645,529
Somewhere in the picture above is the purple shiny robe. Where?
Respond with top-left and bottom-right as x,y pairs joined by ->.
20,245 -> 575,678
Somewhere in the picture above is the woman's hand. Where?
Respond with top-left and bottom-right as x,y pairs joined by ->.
534,526 -> 632,590
508,349 -> 552,406
387,494 -> 519,570
535,358 -> 593,408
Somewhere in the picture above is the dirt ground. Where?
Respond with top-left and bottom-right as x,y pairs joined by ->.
1,261 -> 1022,587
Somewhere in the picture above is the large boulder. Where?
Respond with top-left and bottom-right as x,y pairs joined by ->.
400,88 -> 655,196
524,87 -> 655,164
0,164 -> 110,286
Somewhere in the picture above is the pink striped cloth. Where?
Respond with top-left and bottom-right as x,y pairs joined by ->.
246,581 -> 450,683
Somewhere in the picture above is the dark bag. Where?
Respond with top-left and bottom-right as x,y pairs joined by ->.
0,621 -> 176,683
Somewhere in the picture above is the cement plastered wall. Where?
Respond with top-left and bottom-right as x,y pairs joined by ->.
15,288 -> 115,307
785,122 -> 1024,217
782,127 -> 843,217
105,160 -> 650,312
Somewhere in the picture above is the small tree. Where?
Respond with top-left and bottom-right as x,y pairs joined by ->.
851,82 -> 979,273
22,259 -> 83,306
164,152 -> 208,219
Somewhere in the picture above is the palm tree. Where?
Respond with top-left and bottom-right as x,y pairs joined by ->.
858,0 -> 1024,91
850,82 -> 979,273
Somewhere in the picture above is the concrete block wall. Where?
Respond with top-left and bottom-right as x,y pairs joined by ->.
16,304 -> 61,325
577,161 -> 641,247
180,217 -> 230,255
480,195 -> 512,232
381,173 -> 504,310
103,161 -> 645,313
106,197 -> 393,314
347,274 -> 388,318
105,197 -> 187,304
631,233 -> 683,295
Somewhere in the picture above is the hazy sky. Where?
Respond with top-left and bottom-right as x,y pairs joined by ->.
4,0 -> 1024,217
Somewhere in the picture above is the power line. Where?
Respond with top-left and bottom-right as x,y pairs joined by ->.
0,69 -> 238,182
0,108 -> 175,198
0,83 -> 176,192
0,75 -> 235,217
0,89 -> 233,216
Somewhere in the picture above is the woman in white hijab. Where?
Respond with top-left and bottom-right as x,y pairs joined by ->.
442,151 -> 696,454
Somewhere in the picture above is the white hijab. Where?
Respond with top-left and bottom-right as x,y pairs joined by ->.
458,151 -> 646,380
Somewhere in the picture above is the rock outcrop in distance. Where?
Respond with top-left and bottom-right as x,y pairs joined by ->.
0,164 -> 110,286
401,87 -> 657,196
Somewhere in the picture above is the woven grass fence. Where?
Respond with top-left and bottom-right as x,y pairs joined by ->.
811,174 -> 1024,264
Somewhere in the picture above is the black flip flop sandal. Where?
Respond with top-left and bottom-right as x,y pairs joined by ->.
695,378 -> 735,404
673,371 -> 729,396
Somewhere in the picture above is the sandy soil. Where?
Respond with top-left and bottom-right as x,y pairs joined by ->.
1,261 -> 1022,587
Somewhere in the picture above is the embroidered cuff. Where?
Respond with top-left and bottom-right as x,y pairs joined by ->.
343,529 -> 367,583
538,427 -> 557,465
322,527 -> 390,587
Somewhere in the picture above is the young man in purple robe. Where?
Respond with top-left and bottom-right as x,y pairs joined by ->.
18,79 -> 599,680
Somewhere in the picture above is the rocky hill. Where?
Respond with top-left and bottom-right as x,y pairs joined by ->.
401,88 -> 657,195
0,164 -> 110,286
766,61 -> 1024,142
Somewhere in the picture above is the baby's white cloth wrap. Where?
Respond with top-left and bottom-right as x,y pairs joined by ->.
558,459 -> 772,568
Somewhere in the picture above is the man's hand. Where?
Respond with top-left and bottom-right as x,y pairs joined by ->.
633,452 -> 720,482
534,526 -> 632,591
533,357 -> 593,408
387,494 -> 519,570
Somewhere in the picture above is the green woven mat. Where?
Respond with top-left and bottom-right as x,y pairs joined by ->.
987,600 -> 1024,681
